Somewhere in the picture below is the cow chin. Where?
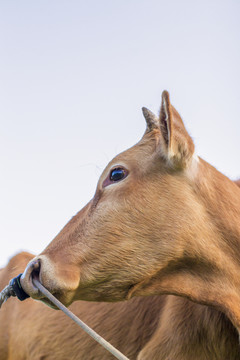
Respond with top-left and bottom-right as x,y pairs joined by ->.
38,291 -> 76,309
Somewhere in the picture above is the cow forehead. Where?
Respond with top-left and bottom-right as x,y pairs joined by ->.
101,133 -> 162,178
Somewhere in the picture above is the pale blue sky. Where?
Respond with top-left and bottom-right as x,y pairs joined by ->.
0,0 -> 239,267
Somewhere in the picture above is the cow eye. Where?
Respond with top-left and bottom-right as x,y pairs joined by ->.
103,167 -> 128,188
110,168 -> 127,182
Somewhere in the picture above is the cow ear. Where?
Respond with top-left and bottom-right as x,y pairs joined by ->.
159,91 -> 195,168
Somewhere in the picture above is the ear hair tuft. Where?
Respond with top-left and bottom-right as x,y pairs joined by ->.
159,91 -> 171,147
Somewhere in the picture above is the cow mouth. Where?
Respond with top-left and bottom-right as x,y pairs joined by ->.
126,282 -> 142,300
31,276 -> 72,309
39,297 -> 59,309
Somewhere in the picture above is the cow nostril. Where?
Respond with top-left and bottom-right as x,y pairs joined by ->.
30,259 -> 41,281
20,257 -> 44,298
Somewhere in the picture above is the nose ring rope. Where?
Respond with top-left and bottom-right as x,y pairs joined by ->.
0,277 -> 130,360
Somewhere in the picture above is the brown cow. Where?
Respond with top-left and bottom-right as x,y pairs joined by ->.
1,91 -> 240,359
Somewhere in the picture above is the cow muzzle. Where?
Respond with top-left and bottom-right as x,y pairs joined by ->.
20,255 -> 79,307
